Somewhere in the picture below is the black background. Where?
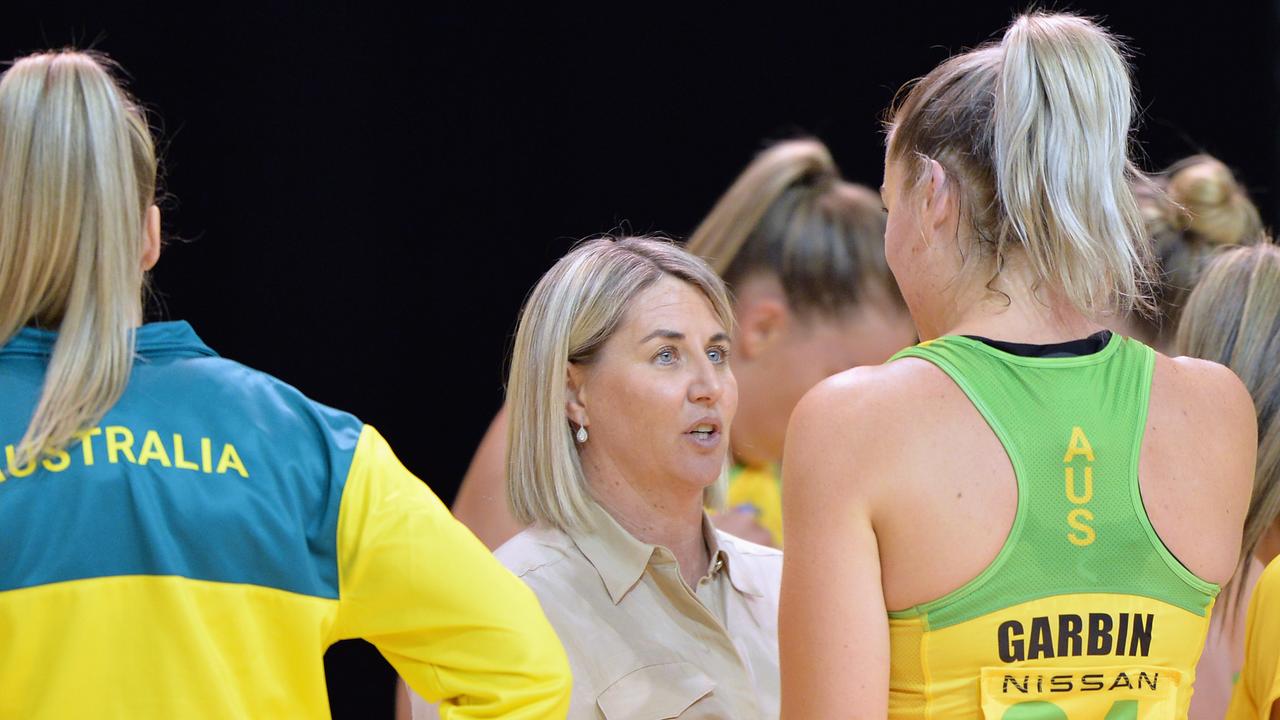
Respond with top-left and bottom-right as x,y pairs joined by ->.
5,2 -> 1275,717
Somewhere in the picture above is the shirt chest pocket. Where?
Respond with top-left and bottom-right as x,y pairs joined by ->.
596,662 -> 717,720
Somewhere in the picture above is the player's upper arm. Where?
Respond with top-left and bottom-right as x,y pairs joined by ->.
449,406 -> 525,550
330,425 -> 570,719
779,368 -> 899,719
1170,357 -> 1258,557
1172,355 -> 1257,494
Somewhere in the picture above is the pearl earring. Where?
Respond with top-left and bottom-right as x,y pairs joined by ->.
575,425 -> 588,443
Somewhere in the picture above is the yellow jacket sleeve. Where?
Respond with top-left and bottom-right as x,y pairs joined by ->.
329,425 -> 570,719
1227,557 -> 1280,720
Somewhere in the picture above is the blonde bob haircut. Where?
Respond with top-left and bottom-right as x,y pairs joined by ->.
506,236 -> 733,532
0,51 -> 157,467
1176,243 -> 1280,616
886,12 -> 1156,318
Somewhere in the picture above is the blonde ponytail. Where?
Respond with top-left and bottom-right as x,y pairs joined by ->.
888,12 -> 1154,317
995,13 -> 1153,316
0,51 -> 157,466
688,140 -> 837,274
688,138 -> 901,316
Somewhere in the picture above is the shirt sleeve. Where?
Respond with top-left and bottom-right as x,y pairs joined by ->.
1227,558 -> 1280,720
328,425 -> 570,719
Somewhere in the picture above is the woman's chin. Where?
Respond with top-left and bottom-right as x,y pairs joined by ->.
668,462 -> 728,495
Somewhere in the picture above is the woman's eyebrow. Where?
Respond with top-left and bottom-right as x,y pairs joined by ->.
639,329 -> 683,344
638,330 -> 731,344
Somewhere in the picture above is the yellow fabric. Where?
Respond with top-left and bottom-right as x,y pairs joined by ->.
0,425 -> 570,719
333,426 -> 571,718
0,576 -> 337,718
889,593 -> 1212,719
1227,558 -> 1280,720
725,464 -> 783,547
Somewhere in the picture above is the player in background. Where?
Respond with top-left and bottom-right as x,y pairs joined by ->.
1114,154 -> 1263,354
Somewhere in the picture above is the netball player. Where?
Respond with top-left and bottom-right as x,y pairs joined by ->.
0,51 -> 569,718
779,13 -> 1255,718
449,138 -> 914,550
1116,154 -> 1263,353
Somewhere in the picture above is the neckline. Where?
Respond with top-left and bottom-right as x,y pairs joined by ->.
913,331 -> 1127,368
962,330 -> 1113,358
0,321 -> 218,359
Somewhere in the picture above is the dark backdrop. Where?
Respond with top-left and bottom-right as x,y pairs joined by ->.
6,2 -> 1275,717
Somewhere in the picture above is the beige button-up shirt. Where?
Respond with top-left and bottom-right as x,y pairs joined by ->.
495,499 -> 782,720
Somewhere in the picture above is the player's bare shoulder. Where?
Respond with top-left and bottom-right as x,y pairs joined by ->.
791,355 -> 946,433
1154,352 -> 1256,445
784,354 -> 955,499
1142,351 -> 1257,582
1150,351 -> 1257,497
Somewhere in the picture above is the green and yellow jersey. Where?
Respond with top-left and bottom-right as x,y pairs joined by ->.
887,334 -> 1217,719
726,463 -> 784,547
0,322 -> 570,719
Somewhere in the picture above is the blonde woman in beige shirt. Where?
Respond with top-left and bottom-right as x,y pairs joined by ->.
495,235 -> 781,719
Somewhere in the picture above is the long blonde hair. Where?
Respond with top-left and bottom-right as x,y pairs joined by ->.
0,51 -> 157,466
506,236 -> 733,532
1176,243 -> 1280,613
687,138 -> 901,316
887,12 -> 1155,317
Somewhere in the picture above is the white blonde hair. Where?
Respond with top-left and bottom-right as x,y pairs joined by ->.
506,236 -> 733,532
0,51 -> 157,466
887,12 -> 1156,317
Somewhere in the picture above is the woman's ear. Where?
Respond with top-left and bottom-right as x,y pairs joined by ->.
565,362 -> 589,428
923,158 -> 953,232
735,295 -> 788,361
142,204 -> 162,271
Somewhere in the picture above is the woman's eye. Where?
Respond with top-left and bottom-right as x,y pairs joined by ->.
655,348 -> 677,365
707,346 -> 729,364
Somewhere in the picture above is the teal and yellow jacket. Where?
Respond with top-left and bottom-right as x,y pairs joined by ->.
0,322 -> 570,719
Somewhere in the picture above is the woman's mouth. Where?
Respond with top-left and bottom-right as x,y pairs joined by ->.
686,423 -> 721,447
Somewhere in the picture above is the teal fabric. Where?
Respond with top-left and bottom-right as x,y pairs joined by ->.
0,322 -> 362,599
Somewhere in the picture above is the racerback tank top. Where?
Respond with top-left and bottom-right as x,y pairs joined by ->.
886,334 -> 1218,719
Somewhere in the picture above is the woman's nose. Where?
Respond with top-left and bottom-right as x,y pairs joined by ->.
688,358 -> 725,405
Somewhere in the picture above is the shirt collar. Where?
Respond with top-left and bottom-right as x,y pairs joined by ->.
1,321 -> 218,360
568,496 -> 754,604
712,527 -> 767,599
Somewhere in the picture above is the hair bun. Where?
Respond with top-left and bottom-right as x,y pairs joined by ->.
1167,155 -> 1262,246
1132,175 -> 1177,241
